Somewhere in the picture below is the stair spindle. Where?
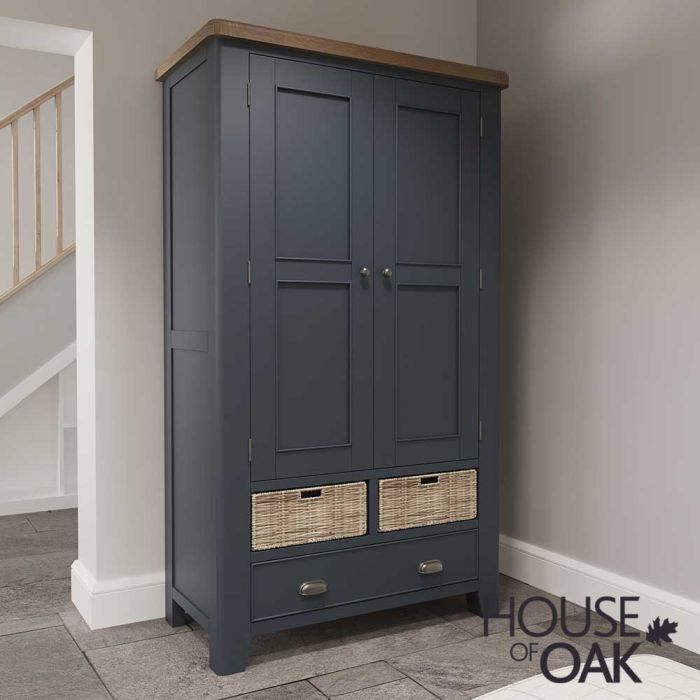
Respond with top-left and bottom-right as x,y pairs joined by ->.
11,119 -> 19,286
0,76 -> 74,304
34,106 -> 42,270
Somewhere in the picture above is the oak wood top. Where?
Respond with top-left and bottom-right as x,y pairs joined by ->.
155,19 -> 508,88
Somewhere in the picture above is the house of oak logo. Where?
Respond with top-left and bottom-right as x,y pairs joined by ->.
485,596 -> 678,684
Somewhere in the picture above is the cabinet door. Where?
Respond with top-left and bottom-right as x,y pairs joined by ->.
374,78 -> 480,468
250,56 -> 373,480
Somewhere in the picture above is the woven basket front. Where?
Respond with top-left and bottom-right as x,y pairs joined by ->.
251,481 -> 367,551
378,469 -> 477,532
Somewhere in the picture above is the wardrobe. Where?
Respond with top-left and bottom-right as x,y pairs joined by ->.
158,20 -> 507,675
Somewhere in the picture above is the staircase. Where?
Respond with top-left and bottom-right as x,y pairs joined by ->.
0,76 -> 76,516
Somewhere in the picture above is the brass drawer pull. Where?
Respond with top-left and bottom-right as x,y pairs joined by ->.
418,559 -> 443,575
298,579 -> 327,597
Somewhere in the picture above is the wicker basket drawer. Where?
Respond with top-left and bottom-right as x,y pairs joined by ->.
252,482 -> 367,551
378,469 -> 477,532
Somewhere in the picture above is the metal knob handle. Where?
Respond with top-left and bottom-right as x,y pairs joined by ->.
359,266 -> 370,278
418,559 -> 443,575
298,580 -> 327,597
381,267 -> 393,279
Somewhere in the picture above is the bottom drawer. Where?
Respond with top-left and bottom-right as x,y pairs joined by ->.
252,530 -> 477,621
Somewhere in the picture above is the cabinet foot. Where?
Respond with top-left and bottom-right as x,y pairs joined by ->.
466,587 -> 499,619
166,596 -> 187,628
209,629 -> 250,675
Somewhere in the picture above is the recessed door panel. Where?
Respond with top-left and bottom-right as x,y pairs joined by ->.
251,56 -> 373,480
397,285 -> 459,441
397,108 -> 460,265
276,90 -> 350,260
277,282 -> 350,450
374,78 -> 480,468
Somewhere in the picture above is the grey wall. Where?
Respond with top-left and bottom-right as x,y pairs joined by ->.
478,0 -> 700,602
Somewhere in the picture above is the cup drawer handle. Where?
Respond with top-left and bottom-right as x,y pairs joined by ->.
418,559 -> 443,575
298,579 -> 327,597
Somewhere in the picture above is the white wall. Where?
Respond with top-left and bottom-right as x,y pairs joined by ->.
0,1 -> 477,625
0,376 -> 58,497
0,46 -> 75,291
0,46 -> 77,513
478,0 -> 700,604
0,253 -> 75,396
0,254 -> 76,512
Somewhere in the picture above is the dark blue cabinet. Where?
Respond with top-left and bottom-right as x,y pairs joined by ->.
160,21 -> 506,675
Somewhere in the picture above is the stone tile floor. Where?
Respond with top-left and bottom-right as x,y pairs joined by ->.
0,509 -> 697,699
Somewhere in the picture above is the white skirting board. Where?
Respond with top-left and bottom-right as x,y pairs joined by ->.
0,493 -> 77,517
500,534 -> 700,655
71,560 -> 164,629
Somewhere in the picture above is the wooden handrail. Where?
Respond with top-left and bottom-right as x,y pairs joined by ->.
1,75 -> 74,303
0,76 -> 73,131
0,244 -> 75,306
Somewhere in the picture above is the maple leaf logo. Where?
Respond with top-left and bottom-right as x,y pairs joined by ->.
646,617 -> 678,646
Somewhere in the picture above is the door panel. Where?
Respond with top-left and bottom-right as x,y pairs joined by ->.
276,282 -> 350,450
374,77 -> 480,468
276,89 -> 350,260
396,285 -> 459,441
250,56 -> 373,480
397,107 -> 460,265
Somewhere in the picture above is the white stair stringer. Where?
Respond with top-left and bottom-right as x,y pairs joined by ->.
0,343 -> 77,516
0,342 -> 76,420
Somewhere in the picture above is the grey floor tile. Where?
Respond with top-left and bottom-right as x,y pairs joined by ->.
0,528 -> 78,560
306,616 -> 469,662
310,660 -> 404,696
390,628 -> 588,700
0,578 -> 72,623
0,625 -> 111,699
88,613 -> 467,700
230,680 -> 326,699
0,613 -> 63,637
333,677 -> 437,699
250,629 -> 313,660
0,549 -> 75,587
426,575 -> 581,638
190,622 -> 309,661
0,514 -> 35,536
26,508 -> 78,532
60,605 -> 188,651
423,596 -> 508,637
299,604 -> 468,650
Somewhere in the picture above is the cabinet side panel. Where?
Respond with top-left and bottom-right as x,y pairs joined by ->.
476,85 -> 501,612
212,40 -> 252,672
169,58 -> 216,617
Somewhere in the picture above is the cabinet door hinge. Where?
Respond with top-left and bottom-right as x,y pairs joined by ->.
478,420 -> 483,441
247,259 -> 252,285
248,437 -> 253,463
246,82 -> 251,108
480,116 -> 484,138
479,268 -> 484,290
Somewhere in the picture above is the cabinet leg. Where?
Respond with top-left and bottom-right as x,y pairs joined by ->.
209,626 -> 250,675
166,595 -> 187,628
466,586 -> 499,619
